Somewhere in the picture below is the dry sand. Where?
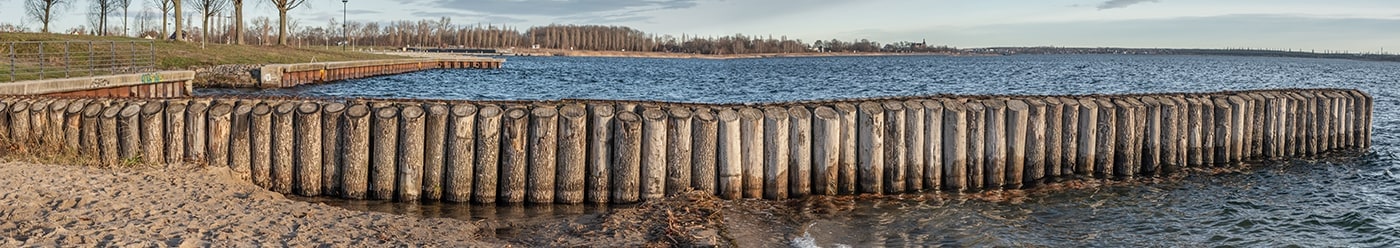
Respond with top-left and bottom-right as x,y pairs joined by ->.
0,160 -> 496,247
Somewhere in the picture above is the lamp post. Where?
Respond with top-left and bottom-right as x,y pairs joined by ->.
342,0 -> 349,51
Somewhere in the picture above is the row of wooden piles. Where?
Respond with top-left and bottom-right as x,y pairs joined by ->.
0,89 -> 1372,204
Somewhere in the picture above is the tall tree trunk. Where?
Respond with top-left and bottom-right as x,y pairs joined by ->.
123,9 -> 129,36
235,2 -> 244,44
202,16 -> 210,45
277,9 -> 288,45
161,9 -> 168,39
173,0 -> 183,40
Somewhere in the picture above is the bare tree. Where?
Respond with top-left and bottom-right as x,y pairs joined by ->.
25,0 -> 72,33
268,0 -> 308,45
149,0 -> 172,39
89,0 -> 115,35
231,0 -> 243,44
192,0 -> 226,46
251,16 -> 271,45
116,0 -> 131,36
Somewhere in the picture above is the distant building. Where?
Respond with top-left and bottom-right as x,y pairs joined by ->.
911,39 -> 927,49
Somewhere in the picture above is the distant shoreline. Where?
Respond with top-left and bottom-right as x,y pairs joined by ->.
502,48 -> 978,59
489,47 -> 1400,62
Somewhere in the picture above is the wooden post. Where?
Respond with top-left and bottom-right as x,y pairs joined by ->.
557,104 -> 587,204
250,103 -> 273,188
613,111 -> 643,203
500,107 -> 529,203
812,106 -> 840,195
983,99 -> 1007,189
789,106 -> 812,197
369,105 -> 399,200
98,103 -> 120,164
117,103 -> 142,163
227,103 -> 253,182
1057,98 -> 1080,178
1227,96 -> 1247,163
45,100 -> 65,147
641,108 -> 668,201
1199,97 -> 1218,165
666,107 -> 694,196
1304,92 -> 1321,156
1023,99 -> 1047,186
832,103 -> 858,194
63,100 -> 84,153
1113,98 -> 1141,179
321,102 -> 347,197
1158,96 -> 1181,174
421,103 -> 448,201
1042,98 -> 1063,181
1006,99 -> 1031,188
0,100 -> 8,143
165,102 -> 187,164
527,106 -> 559,204
80,103 -> 102,157
186,101 -> 209,162
739,107 -> 765,198
882,101 -> 906,194
29,100 -> 48,146
762,106 -> 790,199
964,101 -> 985,189
1238,94 -> 1257,160
856,102 -> 885,194
1075,99 -> 1098,177
902,100 -> 924,192
1185,98 -> 1204,166
1248,93 -> 1267,159
585,104 -> 613,203
444,103 -> 477,203
270,102 -> 297,194
941,100 -> 968,191
207,103 -> 233,169
691,107 -> 719,195
1261,94 -> 1282,159
716,108 -> 742,199
1138,97 -> 1162,176
8,101 -> 29,144
1211,97 -> 1230,165
397,105 -> 426,202
140,102 -> 166,164
294,102 -> 324,197
1311,93 -> 1326,154
342,104 -> 371,199
922,100 -> 944,190
1093,99 -> 1116,179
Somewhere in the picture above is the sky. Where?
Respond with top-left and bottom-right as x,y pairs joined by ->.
2,0 -> 1399,52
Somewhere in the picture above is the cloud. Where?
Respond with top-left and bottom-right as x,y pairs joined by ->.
432,0 -> 697,16
1097,0 -> 1159,10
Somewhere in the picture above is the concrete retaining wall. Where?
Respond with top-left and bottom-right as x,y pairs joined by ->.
0,88 -> 1373,204
259,58 -> 504,88
0,71 -> 194,98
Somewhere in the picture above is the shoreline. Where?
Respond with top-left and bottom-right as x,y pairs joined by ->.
500,48 -> 979,59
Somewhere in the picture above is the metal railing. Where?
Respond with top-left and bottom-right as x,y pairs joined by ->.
3,40 -> 157,82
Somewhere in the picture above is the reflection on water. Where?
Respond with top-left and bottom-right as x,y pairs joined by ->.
246,55 -> 1400,246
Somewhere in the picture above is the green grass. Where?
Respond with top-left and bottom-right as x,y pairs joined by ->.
2,32 -> 404,70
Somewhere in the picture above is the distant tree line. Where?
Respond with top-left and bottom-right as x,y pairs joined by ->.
7,2 -> 958,55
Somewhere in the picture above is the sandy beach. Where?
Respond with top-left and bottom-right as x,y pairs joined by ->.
0,160 -> 496,247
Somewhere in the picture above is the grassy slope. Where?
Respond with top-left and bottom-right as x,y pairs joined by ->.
1,32 -> 402,70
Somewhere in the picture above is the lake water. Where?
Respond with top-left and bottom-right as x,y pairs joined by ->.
200,55 -> 1400,246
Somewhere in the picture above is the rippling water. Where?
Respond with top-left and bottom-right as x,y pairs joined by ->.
204,55 -> 1400,246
